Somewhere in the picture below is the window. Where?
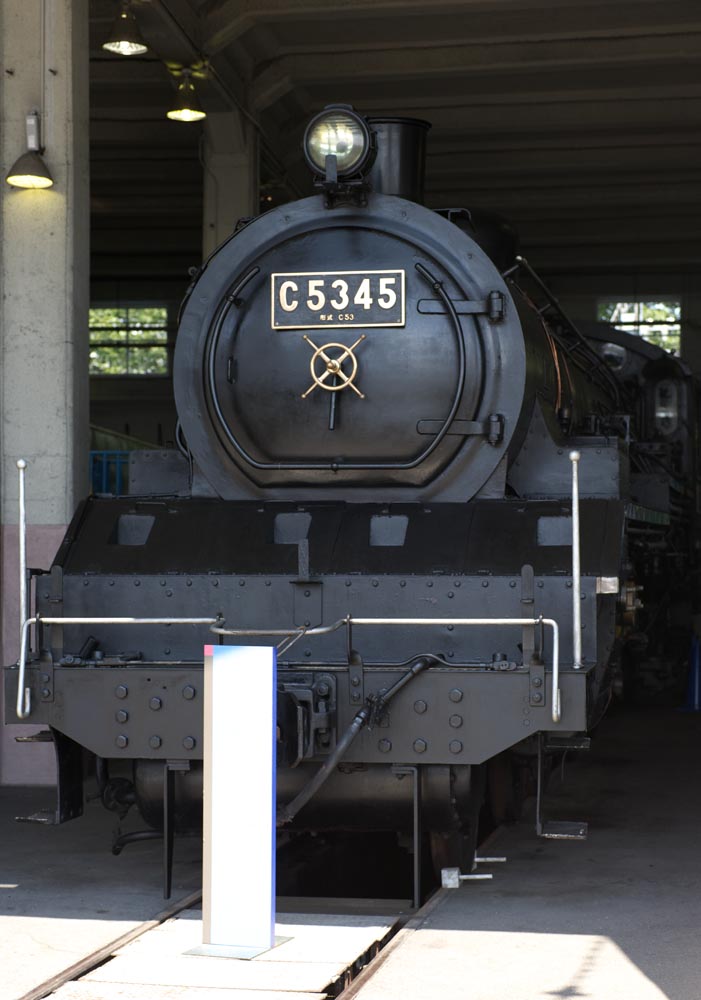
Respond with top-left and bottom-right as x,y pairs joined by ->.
597,300 -> 681,354
89,306 -> 171,375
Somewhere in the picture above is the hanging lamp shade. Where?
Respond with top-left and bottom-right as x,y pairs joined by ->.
6,150 -> 53,189
102,3 -> 148,56
5,113 -> 54,189
167,73 -> 206,123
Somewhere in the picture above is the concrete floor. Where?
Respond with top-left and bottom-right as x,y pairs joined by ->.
4,706 -> 701,1000
0,785 -> 202,999
351,706 -> 701,1000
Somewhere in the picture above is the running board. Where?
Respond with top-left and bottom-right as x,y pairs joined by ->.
16,810 -> 56,825
539,820 -> 588,840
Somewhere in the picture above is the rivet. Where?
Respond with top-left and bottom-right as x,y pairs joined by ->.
164,648 -> 171,655
182,736 -> 196,751
448,591 -> 454,598
345,580 -> 352,587
352,692 -> 361,702
454,581 -> 461,587
372,580 -> 379,587
351,676 -> 360,687
533,692 -> 543,703
378,738 -> 392,753
265,580 -> 271,587
447,624 -> 454,631
449,714 -> 463,728
239,579 -> 245,587
186,579 -> 192,587
182,685 -> 196,700
413,739 -> 427,753
414,700 -> 427,714
427,581 -> 433,588
41,673 -> 50,682
166,589 -> 173,597
509,581 -> 517,588
116,709 -> 128,723
304,649 -> 311,657
115,684 -> 128,699
449,740 -> 463,754
150,697 -> 162,711
482,580 -> 489,588
212,579 -> 219,587
400,580 -> 406,587
149,735 -> 162,749
532,677 -> 542,688
449,688 -> 463,703
160,580 -> 166,587
115,734 -> 128,749
41,688 -> 50,698
109,580 -> 115,587
83,579 -> 89,587
134,579 -> 141,587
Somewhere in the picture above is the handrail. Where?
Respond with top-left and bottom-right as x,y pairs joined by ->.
213,615 -> 562,724
570,450 -> 582,669
15,615 -> 220,720
16,612 -> 563,723
16,460 -> 29,718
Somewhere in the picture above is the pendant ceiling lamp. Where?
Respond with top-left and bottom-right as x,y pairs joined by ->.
5,112 -> 54,190
103,1 -> 148,57
167,69 -> 207,123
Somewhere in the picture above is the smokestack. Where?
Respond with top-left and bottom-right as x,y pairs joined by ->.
366,117 -> 431,203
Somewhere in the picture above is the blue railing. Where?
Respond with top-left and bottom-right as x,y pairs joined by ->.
89,450 -> 129,495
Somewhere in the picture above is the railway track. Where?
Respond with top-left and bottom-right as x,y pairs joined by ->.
18,888 -> 202,1000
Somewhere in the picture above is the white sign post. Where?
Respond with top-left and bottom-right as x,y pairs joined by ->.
190,644 -> 279,959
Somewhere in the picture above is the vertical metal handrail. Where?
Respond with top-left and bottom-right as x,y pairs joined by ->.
16,460 -> 31,719
570,451 -> 582,669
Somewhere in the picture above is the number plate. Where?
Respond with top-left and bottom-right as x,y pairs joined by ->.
271,269 -> 405,330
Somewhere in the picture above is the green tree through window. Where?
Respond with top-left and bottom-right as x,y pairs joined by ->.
89,306 -> 171,375
597,300 -> 681,354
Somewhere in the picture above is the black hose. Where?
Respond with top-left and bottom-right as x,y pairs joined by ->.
277,657 -> 431,826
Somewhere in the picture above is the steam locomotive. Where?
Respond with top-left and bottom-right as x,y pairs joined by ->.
6,106 -> 697,896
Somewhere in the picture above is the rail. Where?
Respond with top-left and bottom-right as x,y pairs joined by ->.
15,615 -> 221,720
570,450 -> 582,669
212,615 -> 562,724
16,612 -> 562,724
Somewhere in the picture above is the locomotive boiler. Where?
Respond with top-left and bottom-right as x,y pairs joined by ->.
7,106 -> 693,895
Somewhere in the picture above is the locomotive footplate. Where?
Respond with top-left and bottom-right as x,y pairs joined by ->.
5,659 -> 589,765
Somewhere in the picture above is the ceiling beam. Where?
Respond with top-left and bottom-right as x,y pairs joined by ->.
202,0 -> 688,52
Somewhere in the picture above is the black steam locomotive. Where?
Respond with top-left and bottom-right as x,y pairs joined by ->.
6,106 -> 697,896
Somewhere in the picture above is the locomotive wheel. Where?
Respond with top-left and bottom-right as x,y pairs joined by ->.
429,827 -> 479,878
429,764 -> 485,877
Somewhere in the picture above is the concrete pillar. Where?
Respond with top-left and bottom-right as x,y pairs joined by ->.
0,0 -> 90,784
202,111 -> 258,259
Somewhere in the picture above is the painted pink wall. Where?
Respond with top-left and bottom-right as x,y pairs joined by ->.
2,525 -> 66,785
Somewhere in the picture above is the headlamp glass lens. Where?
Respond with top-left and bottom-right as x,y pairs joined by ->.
306,113 -> 367,173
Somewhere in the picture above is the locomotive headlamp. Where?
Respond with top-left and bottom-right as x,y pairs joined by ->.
303,107 -> 372,178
